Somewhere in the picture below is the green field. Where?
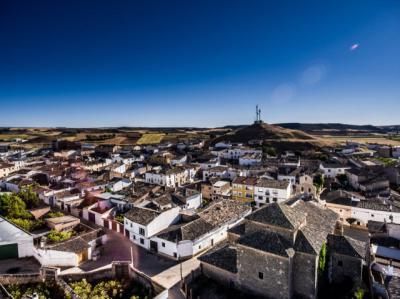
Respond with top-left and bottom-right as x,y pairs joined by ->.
136,133 -> 165,145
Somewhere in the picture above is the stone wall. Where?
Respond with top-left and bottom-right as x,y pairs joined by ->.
329,253 -> 362,284
0,273 -> 42,285
201,263 -> 237,288
245,220 -> 295,244
293,252 -> 318,299
237,244 -> 291,299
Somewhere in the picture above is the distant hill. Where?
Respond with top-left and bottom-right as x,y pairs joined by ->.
211,122 -> 328,152
276,123 -> 397,134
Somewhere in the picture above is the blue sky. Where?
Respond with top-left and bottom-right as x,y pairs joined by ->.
1,0 -> 399,127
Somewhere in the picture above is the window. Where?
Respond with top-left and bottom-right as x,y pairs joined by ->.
258,272 -> 264,279
371,214 -> 374,217
139,227 -> 145,236
133,235 -> 136,240
162,242 -> 165,247
173,252 -> 177,258
140,238 -> 144,245
338,261 -> 343,267
273,198 -> 277,202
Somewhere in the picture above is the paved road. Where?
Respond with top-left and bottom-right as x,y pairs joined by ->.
61,230 -> 200,291
63,230 -> 176,275
151,256 -> 200,289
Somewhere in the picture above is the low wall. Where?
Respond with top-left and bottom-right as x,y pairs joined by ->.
0,273 -> 42,285
0,263 -> 167,298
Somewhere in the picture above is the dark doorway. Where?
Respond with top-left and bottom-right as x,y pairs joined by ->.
150,240 -> 158,252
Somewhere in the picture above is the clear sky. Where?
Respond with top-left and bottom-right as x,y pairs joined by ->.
1,0 -> 399,127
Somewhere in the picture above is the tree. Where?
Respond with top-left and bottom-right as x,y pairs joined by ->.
354,287 -> 365,299
313,174 -> 324,192
69,279 -> 92,299
263,146 -> 276,157
47,230 -> 74,243
0,193 -> 31,219
318,242 -> 327,273
69,279 -> 123,299
8,218 -> 43,232
18,185 -> 40,209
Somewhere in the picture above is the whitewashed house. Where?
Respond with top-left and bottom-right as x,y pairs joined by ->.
107,178 -> 132,192
0,217 -> 34,260
254,178 -> 291,207
172,188 -> 202,210
150,200 -> 251,260
239,152 -> 262,166
124,206 -> 180,249
320,162 -> 350,178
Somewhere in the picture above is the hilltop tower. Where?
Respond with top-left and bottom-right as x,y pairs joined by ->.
255,105 -> 263,124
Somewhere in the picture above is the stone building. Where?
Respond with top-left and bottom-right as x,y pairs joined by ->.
327,234 -> 366,284
199,199 -> 339,299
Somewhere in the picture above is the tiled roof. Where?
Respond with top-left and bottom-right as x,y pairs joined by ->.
232,176 -> 258,186
256,178 -> 289,189
246,203 -> 305,230
327,234 -> 366,259
50,237 -> 90,253
124,207 -> 160,225
238,230 -> 292,257
294,201 -> 339,254
198,243 -> 238,273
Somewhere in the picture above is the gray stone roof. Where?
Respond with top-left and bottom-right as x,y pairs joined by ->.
294,201 -> 339,254
246,203 -> 306,230
157,199 -> 250,242
124,207 -> 160,225
255,178 -> 289,189
50,237 -> 90,253
198,243 -> 238,273
198,199 -> 251,227
238,230 -> 292,257
327,234 -> 366,259
157,218 -> 216,242
355,199 -> 400,212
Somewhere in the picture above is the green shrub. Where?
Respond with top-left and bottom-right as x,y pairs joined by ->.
318,242 -> 327,273
47,230 -> 74,243
8,218 -> 44,232
45,211 -> 65,218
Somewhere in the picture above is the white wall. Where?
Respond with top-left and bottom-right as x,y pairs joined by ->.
278,175 -> 296,184
17,238 -> 34,258
34,248 -> 78,267
147,207 -> 180,237
320,165 -> 349,178
254,184 -> 291,206
185,193 -> 202,210
352,207 -> 400,225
